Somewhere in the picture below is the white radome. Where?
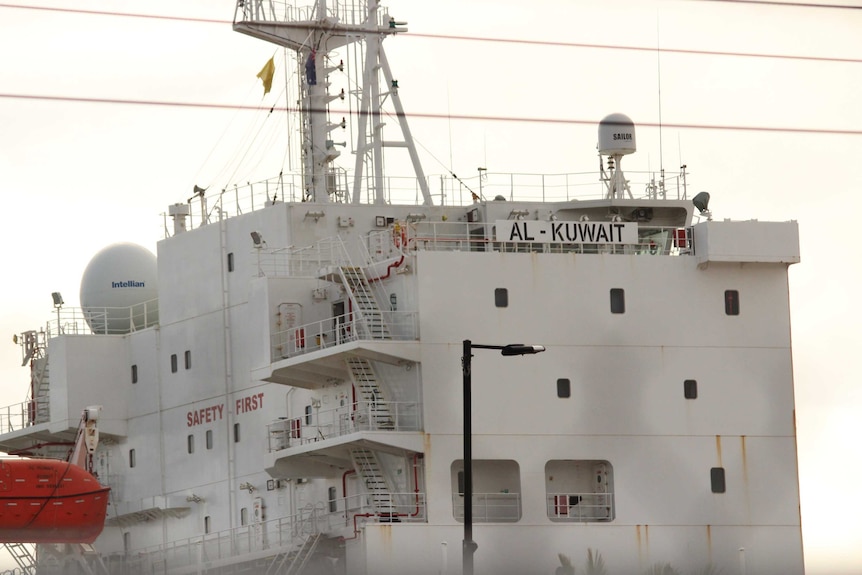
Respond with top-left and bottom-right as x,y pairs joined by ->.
79,243 -> 159,334
597,112 -> 637,156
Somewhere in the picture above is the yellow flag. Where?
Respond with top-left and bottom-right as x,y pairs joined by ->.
257,57 -> 275,95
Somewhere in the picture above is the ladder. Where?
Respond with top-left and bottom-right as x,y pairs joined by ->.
346,358 -> 394,430
3,542 -> 35,574
264,533 -> 322,575
350,448 -> 395,516
337,266 -> 390,340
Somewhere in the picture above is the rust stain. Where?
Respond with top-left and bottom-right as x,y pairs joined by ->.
706,525 -> 712,561
715,435 -> 723,466
379,524 -> 393,558
423,433 -> 432,463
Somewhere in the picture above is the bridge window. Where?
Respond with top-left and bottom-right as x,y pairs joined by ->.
170,354 -> 178,373
546,460 -> 614,522
234,423 -> 241,443
610,289 -> 625,314
184,350 -> 192,370
227,252 -> 235,272
684,379 -> 698,399
711,467 -> 726,493
206,430 -> 214,450
131,364 -> 138,384
129,449 -> 136,468
495,288 -> 508,308
557,378 -> 571,398
451,459 -> 521,523
187,434 -> 195,454
724,290 -> 740,315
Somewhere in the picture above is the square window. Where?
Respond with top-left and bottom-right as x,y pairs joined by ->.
557,378 -> 571,398
684,379 -> 698,399
610,289 -> 625,314
131,364 -> 138,384
227,252 -> 235,272
495,288 -> 508,308
724,290 -> 740,315
170,354 -> 178,373
711,467 -> 726,493
206,430 -> 213,450
184,350 -> 191,370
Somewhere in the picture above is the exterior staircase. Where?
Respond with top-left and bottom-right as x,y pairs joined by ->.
3,542 -> 35,574
32,356 -> 50,424
350,448 -> 395,517
346,358 -> 394,430
336,266 -> 390,340
264,533 -> 322,575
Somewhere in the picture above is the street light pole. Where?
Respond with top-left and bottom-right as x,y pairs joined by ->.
461,339 -> 545,575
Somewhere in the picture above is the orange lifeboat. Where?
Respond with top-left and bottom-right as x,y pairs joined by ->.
0,458 -> 110,543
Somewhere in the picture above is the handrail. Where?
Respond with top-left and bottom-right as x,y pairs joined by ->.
452,492 -> 522,523
267,400 -> 422,451
271,311 -> 418,361
546,492 -> 615,522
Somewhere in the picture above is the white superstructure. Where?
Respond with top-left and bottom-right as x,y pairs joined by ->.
0,2 -> 804,575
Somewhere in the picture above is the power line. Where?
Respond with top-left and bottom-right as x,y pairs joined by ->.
691,0 -> 862,9
1,3 -> 860,64
1,92 -> 860,136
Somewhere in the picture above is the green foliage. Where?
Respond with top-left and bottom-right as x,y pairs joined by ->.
584,548 -> 607,575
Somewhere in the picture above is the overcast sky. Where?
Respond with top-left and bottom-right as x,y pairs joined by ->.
1,0 -> 860,572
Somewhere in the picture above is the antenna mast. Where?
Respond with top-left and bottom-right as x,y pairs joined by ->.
233,0 -> 432,205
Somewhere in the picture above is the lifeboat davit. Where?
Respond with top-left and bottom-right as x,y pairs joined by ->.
0,458 -> 110,543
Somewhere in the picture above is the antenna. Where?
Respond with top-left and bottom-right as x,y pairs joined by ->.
656,15 -> 665,194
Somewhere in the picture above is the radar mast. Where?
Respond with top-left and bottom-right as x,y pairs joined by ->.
233,0 -> 432,205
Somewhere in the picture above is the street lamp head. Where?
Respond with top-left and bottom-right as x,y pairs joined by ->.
500,344 -> 545,356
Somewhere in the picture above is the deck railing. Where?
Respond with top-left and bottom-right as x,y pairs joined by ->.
452,493 -> 522,523
267,400 -> 421,452
546,492 -> 615,522
271,311 -> 418,361
164,170 -> 690,237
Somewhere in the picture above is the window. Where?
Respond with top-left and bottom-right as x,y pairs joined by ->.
129,449 -> 136,468
227,252 -> 235,272
204,516 -> 211,534
495,288 -> 509,308
546,460 -> 614,522
184,350 -> 191,370
170,354 -> 178,373
305,405 -> 313,425
451,459 -> 521,523
240,507 -> 248,526
610,289 -> 625,314
711,467 -> 726,493
557,378 -> 571,398
684,379 -> 698,399
329,487 -> 338,512
123,532 -> 131,553
131,364 -> 138,384
234,423 -> 241,443
187,434 -> 195,454
724,290 -> 740,315
206,430 -> 213,450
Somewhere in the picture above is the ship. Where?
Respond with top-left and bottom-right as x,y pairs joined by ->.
0,1 -> 804,574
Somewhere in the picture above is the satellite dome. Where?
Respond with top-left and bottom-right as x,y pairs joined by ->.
598,113 -> 636,156
79,243 -> 159,334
